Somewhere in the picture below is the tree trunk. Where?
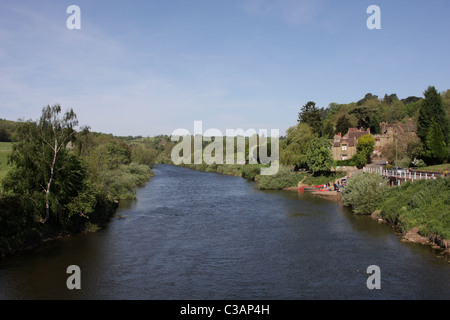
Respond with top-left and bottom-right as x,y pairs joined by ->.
41,138 -> 58,224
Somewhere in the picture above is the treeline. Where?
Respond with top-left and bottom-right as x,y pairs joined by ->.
0,105 -> 172,255
0,119 -> 17,142
175,85 -> 450,190
295,88 -> 450,139
289,86 -> 450,168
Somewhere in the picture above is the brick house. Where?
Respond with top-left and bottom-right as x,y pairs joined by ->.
332,128 -> 370,161
331,120 -> 417,161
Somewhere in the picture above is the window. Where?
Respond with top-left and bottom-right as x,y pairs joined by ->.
342,144 -> 347,151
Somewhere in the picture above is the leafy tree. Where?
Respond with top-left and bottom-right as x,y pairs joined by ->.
322,119 -> 335,139
4,105 -> 80,224
280,123 -> 314,169
381,134 -> 424,166
305,137 -> 334,174
417,86 -> 449,144
383,93 -> 399,105
424,122 -> 448,164
356,134 -> 376,163
357,93 -> 378,106
349,106 -> 380,133
298,101 -> 324,136
335,114 -> 351,135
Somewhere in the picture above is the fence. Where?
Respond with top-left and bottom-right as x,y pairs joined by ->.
363,167 -> 439,185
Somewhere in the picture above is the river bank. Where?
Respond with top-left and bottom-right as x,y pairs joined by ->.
370,210 -> 450,256
284,173 -> 450,256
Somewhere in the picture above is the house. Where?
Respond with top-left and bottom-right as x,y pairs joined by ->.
372,121 -> 417,158
331,120 -> 418,161
332,128 -> 370,161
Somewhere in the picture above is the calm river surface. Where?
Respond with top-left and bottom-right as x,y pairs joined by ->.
0,164 -> 449,300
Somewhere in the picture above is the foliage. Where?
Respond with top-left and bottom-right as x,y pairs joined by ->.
335,114 -> 351,135
256,166 -> 304,190
322,119 -> 335,139
417,86 -> 449,145
241,164 -> 261,180
0,142 -> 12,182
280,123 -> 314,169
3,105 -> 80,224
341,173 -> 389,215
423,121 -> 448,164
1,107 -> 159,253
379,178 -> 450,239
0,119 -> 17,142
381,134 -> 423,166
305,137 -> 334,174
356,134 -> 375,163
301,171 -> 346,186
411,158 -> 426,168
298,101 -> 324,137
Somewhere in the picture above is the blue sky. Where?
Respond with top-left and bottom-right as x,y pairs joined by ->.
0,0 -> 449,136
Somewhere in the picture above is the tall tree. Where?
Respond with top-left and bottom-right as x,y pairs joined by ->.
349,106 -> 379,132
335,114 -> 351,135
298,101 -> 324,137
322,119 -> 335,139
4,105 -> 80,224
417,86 -> 449,144
305,137 -> 334,174
280,123 -> 314,169
356,134 -> 376,164
424,122 -> 448,164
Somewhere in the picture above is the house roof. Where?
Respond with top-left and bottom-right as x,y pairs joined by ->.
333,128 -> 370,148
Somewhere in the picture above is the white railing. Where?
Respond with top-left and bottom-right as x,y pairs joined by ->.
363,167 -> 438,185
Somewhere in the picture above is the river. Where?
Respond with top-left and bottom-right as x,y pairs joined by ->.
0,164 -> 449,300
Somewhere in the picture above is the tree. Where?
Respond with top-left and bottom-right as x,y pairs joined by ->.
349,106 -> 380,133
298,101 -> 324,136
424,122 -> 448,164
335,114 -> 351,135
4,105 -> 80,224
417,86 -> 449,144
357,134 -> 376,163
322,119 -> 335,139
305,137 -> 334,174
383,93 -> 399,105
280,123 -> 314,169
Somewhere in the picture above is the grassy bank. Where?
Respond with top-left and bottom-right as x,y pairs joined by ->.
341,173 -> 450,250
379,178 -> 450,241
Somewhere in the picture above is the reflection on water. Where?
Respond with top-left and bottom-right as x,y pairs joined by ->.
0,164 -> 449,300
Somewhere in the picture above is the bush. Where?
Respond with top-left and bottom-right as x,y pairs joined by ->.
379,178 -> 450,239
341,173 -> 389,215
256,166 -> 303,190
241,165 -> 261,180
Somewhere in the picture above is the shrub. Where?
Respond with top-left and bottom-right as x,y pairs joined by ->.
379,178 -> 450,239
341,173 -> 389,215
256,166 -> 302,190
241,165 -> 261,180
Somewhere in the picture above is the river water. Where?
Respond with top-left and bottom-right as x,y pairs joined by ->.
0,164 -> 449,300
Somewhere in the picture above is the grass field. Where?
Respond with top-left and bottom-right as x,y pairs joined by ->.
421,163 -> 450,172
0,142 -> 12,182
